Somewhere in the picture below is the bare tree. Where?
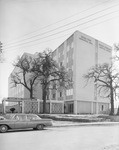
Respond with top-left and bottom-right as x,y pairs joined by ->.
84,63 -> 119,115
11,50 -> 72,113
11,54 -> 39,99
32,50 -> 72,113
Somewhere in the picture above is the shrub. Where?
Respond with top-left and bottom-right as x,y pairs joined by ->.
10,108 -> 15,113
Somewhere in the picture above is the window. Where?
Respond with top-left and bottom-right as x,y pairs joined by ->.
60,62 -> 63,67
14,115 -> 26,121
53,93 -> 56,99
53,84 -> 56,89
66,89 -> 73,96
60,92 -> 62,97
101,105 -> 104,111
66,90 -> 68,96
27,115 -> 40,120
70,89 -> 73,95
101,105 -> 105,111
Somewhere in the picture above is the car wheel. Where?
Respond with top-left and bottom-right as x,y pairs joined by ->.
36,124 -> 44,130
0,125 -> 8,133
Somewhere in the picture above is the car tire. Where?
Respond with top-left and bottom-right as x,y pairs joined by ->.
36,124 -> 44,130
0,125 -> 8,133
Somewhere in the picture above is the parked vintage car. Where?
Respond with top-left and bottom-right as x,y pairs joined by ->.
0,113 -> 53,133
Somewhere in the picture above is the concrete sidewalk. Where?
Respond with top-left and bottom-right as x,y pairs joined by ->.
52,120 -> 119,127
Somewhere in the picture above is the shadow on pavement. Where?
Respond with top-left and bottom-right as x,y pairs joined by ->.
1,128 -> 48,134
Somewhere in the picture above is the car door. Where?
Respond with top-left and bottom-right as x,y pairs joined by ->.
14,114 -> 27,129
26,115 -> 41,128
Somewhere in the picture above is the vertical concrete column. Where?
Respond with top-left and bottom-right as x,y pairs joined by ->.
49,86 -> 51,100
62,102 -> 64,114
96,102 -> 98,114
94,82 -> 98,114
74,100 -> 77,114
91,101 -> 93,114
22,101 -> 25,113
50,101 -> 52,114
37,99 -> 40,113
2,100 -> 6,114
18,102 -> 21,113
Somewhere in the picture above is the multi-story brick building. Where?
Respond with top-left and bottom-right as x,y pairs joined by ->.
8,31 -> 112,114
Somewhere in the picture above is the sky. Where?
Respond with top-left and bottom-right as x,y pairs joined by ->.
0,0 -> 119,102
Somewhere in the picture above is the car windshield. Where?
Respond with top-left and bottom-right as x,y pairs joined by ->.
3,114 -> 14,120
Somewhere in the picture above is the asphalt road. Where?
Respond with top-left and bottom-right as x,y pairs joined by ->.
0,125 -> 119,150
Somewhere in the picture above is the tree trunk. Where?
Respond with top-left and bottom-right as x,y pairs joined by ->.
30,92 -> 33,99
30,88 -> 34,113
110,88 -> 114,115
42,87 -> 47,114
30,86 -> 33,99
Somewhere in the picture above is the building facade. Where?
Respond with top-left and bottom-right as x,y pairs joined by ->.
51,31 -> 111,114
8,31 -> 112,114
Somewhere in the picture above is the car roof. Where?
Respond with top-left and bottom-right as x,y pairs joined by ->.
5,113 -> 38,116
4,113 -> 39,119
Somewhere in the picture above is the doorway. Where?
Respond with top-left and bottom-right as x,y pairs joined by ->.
68,103 -> 74,114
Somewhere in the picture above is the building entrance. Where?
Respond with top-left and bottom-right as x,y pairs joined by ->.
68,103 -> 74,114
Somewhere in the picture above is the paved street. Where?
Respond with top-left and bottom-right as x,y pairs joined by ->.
0,125 -> 119,150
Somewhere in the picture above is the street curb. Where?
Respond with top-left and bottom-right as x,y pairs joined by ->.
52,122 -> 119,127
